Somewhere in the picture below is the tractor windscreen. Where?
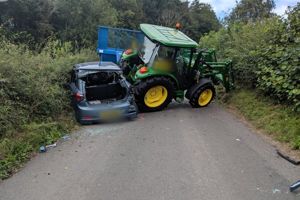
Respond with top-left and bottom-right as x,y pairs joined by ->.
139,37 -> 156,64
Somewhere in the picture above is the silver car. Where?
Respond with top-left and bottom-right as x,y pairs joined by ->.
68,61 -> 138,125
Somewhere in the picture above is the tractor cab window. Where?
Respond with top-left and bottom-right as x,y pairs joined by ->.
157,46 -> 176,60
139,36 -> 157,64
174,48 -> 193,84
152,46 -> 176,72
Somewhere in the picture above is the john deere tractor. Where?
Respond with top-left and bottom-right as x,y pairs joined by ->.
119,24 -> 234,112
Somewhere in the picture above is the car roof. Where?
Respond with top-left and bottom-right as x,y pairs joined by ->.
74,61 -> 122,72
140,24 -> 198,48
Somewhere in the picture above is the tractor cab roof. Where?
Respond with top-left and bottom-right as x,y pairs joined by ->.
140,24 -> 198,48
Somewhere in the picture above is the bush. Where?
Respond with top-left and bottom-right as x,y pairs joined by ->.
0,39 -> 97,178
0,40 -> 97,136
200,4 -> 300,111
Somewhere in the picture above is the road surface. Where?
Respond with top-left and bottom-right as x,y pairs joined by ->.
0,103 -> 299,200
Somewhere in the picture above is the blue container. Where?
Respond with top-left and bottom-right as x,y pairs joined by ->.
97,26 -> 144,64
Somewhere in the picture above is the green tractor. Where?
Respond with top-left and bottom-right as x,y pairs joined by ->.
120,24 -> 234,112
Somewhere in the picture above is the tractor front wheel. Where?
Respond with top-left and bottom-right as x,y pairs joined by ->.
135,77 -> 174,112
189,84 -> 215,108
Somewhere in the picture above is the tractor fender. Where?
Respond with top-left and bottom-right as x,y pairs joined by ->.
135,70 -> 179,89
185,78 -> 213,100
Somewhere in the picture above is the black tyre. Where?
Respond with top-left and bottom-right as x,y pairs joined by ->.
134,77 -> 175,112
189,83 -> 215,108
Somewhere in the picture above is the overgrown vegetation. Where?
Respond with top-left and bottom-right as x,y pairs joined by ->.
200,3 -> 300,111
0,39 -> 97,179
202,1 -> 299,150
225,90 -> 300,149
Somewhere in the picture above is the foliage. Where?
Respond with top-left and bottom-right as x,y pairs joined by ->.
200,4 -> 300,111
0,40 -> 96,135
51,0 -> 118,48
185,1 -> 220,41
225,90 -> 300,150
0,40 -> 96,179
0,0 -> 54,46
110,0 -> 143,29
256,4 -> 300,110
226,0 -> 275,23
0,0 -> 221,48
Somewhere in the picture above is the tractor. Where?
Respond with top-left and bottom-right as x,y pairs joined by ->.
96,24 -> 234,112
117,24 -> 234,112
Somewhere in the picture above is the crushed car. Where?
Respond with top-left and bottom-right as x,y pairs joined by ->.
68,61 -> 138,124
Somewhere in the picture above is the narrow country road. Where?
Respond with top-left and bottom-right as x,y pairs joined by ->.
0,103 -> 299,200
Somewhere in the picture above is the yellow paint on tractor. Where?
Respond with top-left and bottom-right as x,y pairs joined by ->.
198,89 -> 213,106
144,86 -> 168,108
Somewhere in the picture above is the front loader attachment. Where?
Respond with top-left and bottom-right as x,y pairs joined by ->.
194,50 -> 235,92
203,61 -> 235,92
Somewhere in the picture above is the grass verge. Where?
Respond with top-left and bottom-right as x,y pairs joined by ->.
223,89 -> 300,150
0,115 -> 77,180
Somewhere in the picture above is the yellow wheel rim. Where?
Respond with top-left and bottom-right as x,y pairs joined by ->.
198,89 -> 213,106
144,86 -> 168,108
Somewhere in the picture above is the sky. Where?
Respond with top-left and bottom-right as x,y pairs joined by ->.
199,0 -> 299,19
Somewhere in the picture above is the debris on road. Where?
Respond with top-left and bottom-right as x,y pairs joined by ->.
272,188 -> 281,194
46,143 -> 57,149
39,135 -> 72,154
62,135 -> 71,141
39,143 -> 57,153
276,149 -> 300,165
39,146 -> 47,153
290,180 -> 300,192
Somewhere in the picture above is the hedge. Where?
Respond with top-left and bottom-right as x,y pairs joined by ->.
200,3 -> 300,111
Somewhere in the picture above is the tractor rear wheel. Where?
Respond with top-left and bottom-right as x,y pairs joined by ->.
134,77 -> 175,112
189,83 -> 215,108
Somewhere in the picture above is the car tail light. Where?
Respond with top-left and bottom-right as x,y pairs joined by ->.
74,92 -> 84,102
83,116 -> 92,120
139,66 -> 148,74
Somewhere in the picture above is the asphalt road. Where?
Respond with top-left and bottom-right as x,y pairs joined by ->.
0,103 -> 299,200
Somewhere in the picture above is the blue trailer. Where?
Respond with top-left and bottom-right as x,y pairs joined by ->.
97,26 -> 144,64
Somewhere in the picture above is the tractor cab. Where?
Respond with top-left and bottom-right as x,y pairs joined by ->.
121,24 -> 198,88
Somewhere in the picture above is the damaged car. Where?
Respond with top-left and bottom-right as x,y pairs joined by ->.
68,61 -> 138,124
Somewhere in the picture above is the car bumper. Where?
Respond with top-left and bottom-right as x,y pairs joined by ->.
74,100 -> 138,124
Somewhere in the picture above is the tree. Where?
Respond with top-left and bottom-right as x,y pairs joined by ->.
0,0 -> 221,48
139,0 -> 220,41
227,0 -> 275,23
110,0 -> 143,29
0,0 -> 54,46
185,0 -> 221,41
51,0 -> 118,47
